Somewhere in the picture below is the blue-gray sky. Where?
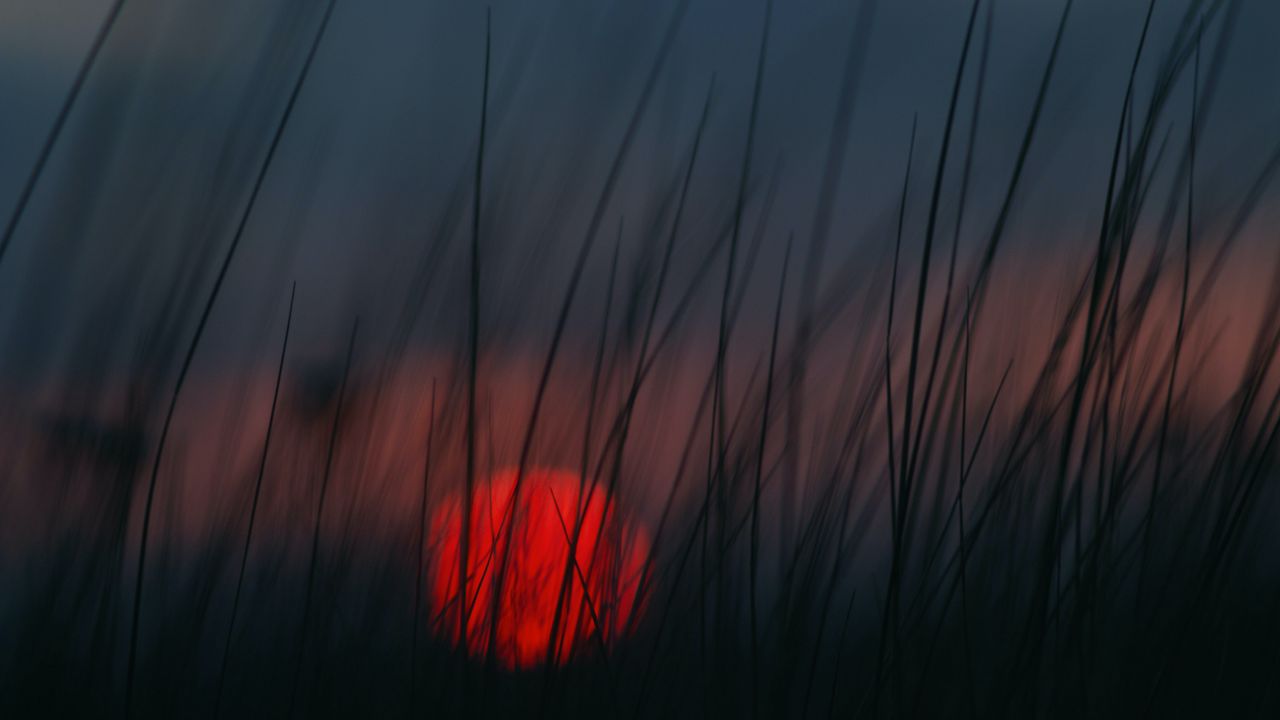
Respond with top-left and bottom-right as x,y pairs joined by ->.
0,0 -> 1277,381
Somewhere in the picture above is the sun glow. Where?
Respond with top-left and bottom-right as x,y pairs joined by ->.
428,467 -> 650,669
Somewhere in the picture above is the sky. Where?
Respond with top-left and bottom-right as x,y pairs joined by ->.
0,0 -> 1277,383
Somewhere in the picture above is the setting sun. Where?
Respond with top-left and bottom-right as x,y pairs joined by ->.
428,467 -> 650,669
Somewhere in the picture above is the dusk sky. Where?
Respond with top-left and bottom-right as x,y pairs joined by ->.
1,0 -> 1277,380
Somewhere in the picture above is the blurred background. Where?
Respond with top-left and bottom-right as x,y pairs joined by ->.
2,0 -> 1280,717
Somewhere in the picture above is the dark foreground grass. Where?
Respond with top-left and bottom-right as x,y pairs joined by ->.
3,0 -> 1280,718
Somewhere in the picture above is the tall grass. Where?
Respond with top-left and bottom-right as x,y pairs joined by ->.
3,0 -> 1280,718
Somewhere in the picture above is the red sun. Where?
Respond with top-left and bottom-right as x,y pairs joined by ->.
428,467 -> 650,669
